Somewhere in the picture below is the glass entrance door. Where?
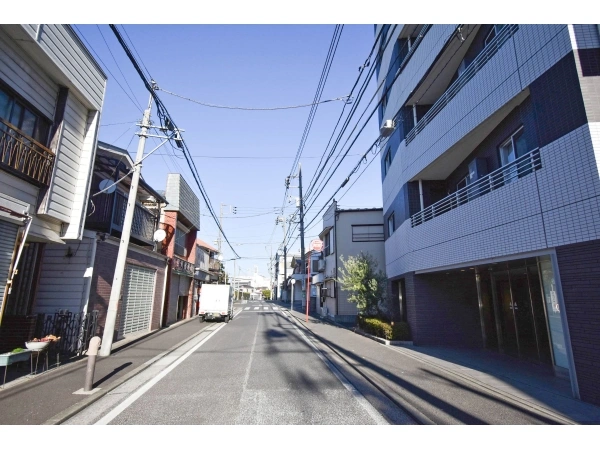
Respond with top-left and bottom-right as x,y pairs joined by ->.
488,258 -> 553,363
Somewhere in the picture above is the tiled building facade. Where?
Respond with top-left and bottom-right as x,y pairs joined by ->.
376,24 -> 600,406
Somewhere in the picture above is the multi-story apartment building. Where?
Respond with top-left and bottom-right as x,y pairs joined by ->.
159,174 -> 199,326
313,201 -> 386,323
376,24 -> 600,405
0,25 -> 105,349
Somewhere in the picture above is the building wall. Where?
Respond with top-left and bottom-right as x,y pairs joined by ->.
0,24 -> 106,243
404,271 -> 482,347
381,25 -> 600,279
33,231 -> 96,315
88,238 -> 166,339
336,210 -> 385,317
556,239 -> 600,406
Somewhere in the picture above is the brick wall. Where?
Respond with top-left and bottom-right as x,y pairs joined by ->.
404,271 -> 482,347
556,239 -> 600,406
88,241 -> 166,340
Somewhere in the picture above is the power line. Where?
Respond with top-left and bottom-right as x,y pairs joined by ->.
158,87 -> 350,111
109,24 -> 240,259
96,25 -> 145,111
73,25 -> 143,114
304,24 -> 395,203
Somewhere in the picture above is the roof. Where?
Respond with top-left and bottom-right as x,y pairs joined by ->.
196,238 -> 218,252
337,207 -> 383,213
95,141 -> 168,204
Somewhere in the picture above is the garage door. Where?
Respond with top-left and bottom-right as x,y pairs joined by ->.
118,264 -> 156,337
0,220 -> 19,315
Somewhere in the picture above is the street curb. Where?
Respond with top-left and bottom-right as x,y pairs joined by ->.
280,308 -> 431,425
353,328 -> 413,346
43,316 -> 209,425
0,317 -> 199,393
283,307 -> 578,425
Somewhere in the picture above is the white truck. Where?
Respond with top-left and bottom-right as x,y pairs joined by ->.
198,284 -> 234,323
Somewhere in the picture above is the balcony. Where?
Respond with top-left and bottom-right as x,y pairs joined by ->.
410,148 -> 541,227
86,190 -> 157,245
208,259 -> 221,272
405,25 -> 519,145
0,117 -> 55,186
172,255 -> 194,277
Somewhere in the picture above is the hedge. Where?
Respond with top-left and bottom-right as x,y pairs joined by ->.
357,316 -> 411,341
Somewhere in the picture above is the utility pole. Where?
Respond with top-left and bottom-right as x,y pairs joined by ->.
277,216 -> 287,302
217,203 -> 224,254
274,252 -> 279,301
298,164 -> 306,300
100,92 -> 153,357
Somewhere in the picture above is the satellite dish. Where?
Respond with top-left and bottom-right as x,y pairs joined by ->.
99,179 -> 116,194
153,229 -> 166,242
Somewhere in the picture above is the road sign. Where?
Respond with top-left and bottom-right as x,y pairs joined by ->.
309,239 -> 323,252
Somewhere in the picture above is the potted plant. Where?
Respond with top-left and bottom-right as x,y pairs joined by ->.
0,347 -> 32,366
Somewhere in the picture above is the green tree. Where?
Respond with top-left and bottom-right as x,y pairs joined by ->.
337,252 -> 387,317
262,289 -> 271,299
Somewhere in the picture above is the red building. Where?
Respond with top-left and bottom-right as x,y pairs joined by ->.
158,174 -> 200,326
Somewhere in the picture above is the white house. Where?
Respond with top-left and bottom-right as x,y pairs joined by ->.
0,25 -> 106,348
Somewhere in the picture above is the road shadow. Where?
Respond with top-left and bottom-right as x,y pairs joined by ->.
92,362 -> 133,388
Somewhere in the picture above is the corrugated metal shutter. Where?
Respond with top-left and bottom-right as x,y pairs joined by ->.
118,264 -> 156,337
0,220 -> 19,313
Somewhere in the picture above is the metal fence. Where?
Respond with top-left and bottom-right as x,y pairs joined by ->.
0,117 -> 55,186
36,310 -> 99,356
410,148 -> 541,227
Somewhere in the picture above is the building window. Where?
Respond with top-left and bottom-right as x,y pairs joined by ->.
499,127 -> 526,184
384,148 -> 392,176
484,25 -> 505,48
323,231 -> 331,256
387,213 -> 395,238
175,227 -> 187,257
352,225 -> 384,242
0,84 -> 51,145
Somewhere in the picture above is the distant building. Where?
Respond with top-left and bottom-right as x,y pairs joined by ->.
312,201 -> 385,323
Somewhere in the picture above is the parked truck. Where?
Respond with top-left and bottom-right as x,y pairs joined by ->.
198,284 -> 234,323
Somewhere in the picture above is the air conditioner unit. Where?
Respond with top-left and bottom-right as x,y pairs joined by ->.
317,259 -> 325,272
380,119 -> 395,137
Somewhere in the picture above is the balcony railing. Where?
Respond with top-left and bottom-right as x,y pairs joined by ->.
86,190 -> 157,244
172,255 -> 194,276
405,25 -> 519,145
410,148 -> 541,227
209,259 -> 221,272
0,117 -> 55,186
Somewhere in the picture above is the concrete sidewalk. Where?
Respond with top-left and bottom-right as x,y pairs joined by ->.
273,298 -> 600,424
0,315 -> 208,424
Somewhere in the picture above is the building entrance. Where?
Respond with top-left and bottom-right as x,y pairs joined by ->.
479,258 -> 553,364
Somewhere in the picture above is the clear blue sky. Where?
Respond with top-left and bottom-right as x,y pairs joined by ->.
74,23 -> 382,279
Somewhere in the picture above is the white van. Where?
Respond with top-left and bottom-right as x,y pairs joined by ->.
198,284 -> 234,323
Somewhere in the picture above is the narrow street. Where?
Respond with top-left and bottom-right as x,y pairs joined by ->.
64,301 -> 400,425
56,300 -> 598,425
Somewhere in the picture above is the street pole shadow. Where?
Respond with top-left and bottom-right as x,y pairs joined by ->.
92,362 -> 133,388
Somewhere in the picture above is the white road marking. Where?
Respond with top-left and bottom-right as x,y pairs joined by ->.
285,313 -> 388,425
94,323 -> 227,425
253,307 -> 259,310
244,307 -> 250,310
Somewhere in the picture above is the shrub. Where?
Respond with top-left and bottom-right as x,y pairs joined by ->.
357,316 -> 411,341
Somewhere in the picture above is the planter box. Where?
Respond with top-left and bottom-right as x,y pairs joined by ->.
0,350 -> 32,366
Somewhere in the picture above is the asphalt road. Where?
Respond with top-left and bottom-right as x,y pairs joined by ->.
65,300 -> 410,425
